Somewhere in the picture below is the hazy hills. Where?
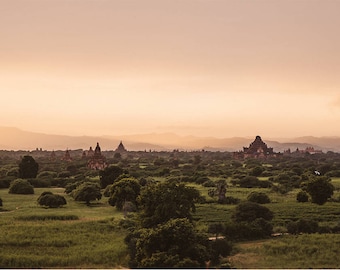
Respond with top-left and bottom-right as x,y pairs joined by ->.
1,126 -> 340,152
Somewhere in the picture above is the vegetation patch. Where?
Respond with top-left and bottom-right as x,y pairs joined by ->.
15,214 -> 79,221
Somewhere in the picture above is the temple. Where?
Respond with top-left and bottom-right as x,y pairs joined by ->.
61,149 -> 72,162
115,141 -> 127,153
234,136 -> 276,159
87,142 -> 107,170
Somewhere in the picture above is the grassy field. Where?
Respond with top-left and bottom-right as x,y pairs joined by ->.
192,182 -> 340,229
229,234 -> 340,268
0,188 -> 129,268
1,182 -> 340,268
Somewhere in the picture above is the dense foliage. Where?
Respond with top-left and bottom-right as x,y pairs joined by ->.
108,177 -> 141,211
37,191 -> 67,208
138,181 -> 201,228
1,148 -> 340,268
8,179 -> 34,194
128,218 -> 211,268
306,176 -> 334,205
19,155 -> 39,179
72,182 -> 102,205
99,165 -> 124,188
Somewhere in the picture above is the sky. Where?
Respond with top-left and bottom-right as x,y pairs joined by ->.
1,0 -> 340,138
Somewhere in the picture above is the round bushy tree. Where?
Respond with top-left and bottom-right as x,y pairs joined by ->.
233,201 -> 273,223
72,182 -> 102,206
108,177 -> 141,210
130,218 -> 211,268
8,179 -> 34,194
247,191 -> 271,204
306,176 -> 334,205
296,190 -> 309,202
37,191 -> 67,208
99,165 -> 124,188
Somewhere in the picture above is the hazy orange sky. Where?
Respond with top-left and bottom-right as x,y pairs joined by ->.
1,0 -> 340,138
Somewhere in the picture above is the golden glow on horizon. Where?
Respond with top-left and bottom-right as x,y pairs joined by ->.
1,0 -> 340,138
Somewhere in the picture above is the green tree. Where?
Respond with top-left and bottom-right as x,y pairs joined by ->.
19,155 -> 39,179
37,191 -> 67,208
99,165 -> 124,188
233,201 -> 273,223
8,179 -> 34,194
129,218 -> 211,268
247,191 -> 271,204
306,176 -> 334,205
138,182 -> 200,228
72,182 -> 102,206
296,190 -> 309,202
108,177 -> 141,211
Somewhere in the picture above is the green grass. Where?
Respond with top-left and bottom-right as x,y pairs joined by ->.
192,184 -> 340,228
1,182 -> 340,268
229,234 -> 340,268
0,188 -> 129,268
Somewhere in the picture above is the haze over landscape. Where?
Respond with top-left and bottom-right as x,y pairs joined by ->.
1,0 -> 340,145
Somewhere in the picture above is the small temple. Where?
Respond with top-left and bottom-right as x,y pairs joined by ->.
234,135 -> 276,159
115,141 -> 127,153
61,149 -> 72,162
87,142 -> 107,170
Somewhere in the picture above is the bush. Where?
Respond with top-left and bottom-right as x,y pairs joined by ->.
287,219 -> 319,234
210,239 -> 233,265
37,192 -> 67,208
28,178 -> 51,188
57,171 -> 71,178
202,180 -> 216,187
239,176 -> 271,188
0,197 -> 2,207
8,179 -> 34,194
224,218 -> 273,240
220,196 -> 240,205
37,171 -> 58,178
0,179 -> 11,189
247,191 -> 271,204
233,201 -> 273,223
296,190 -> 309,202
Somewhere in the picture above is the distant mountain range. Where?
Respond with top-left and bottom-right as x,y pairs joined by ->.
1,126 -> 340,152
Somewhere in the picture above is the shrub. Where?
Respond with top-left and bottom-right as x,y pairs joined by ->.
233,201 -> 273,223
0,179 -> 11,189
296,190 -> 309,202
37,192 -> 67,208
238,176 -> 271,188
28,178 -> 51,188
57,171 -> 71,178
224,218 -> 273,240
72,182 -> 102,205
210,239 -> 233,265
247,191 -> 271,204
8,179 -> 34,194
251,166 -> 264,177
220,196 -> 240,205
287,219 -> 319,234
306,176 -> 334,205
37,171 -> 58,178
202,180 -> 216,187
0,197 -> 2,207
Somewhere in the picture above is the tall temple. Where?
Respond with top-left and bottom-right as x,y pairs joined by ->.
234,136 -> 276,159
87,142 -> 107,170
